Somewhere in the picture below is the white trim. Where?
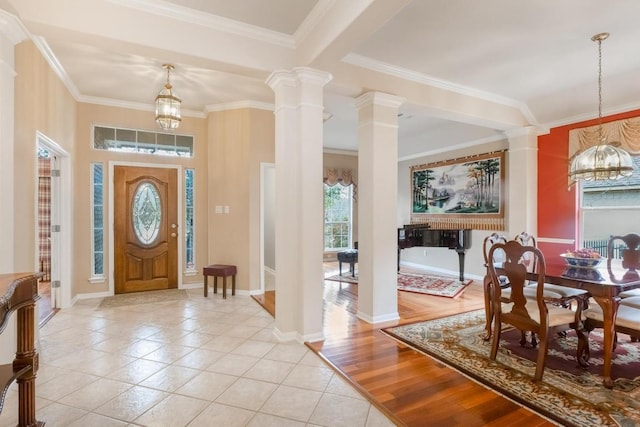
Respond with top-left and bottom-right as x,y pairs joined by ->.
356,311 -> 400,324
537,237 -> 575,245
108,161 -> 183,296
343,53 -> 538,126
35,131 -> 72,309
273,327 -> 298,342
0,9 -> 29,45
206,101 -> 274,113
88,277 -> 105,284
260,162 -> 275,294
398,134 -> 507,162
293,0 -> 335,46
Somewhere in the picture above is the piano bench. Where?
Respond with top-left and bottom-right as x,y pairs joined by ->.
203,264 -> 237,299
337,250 -> 358,277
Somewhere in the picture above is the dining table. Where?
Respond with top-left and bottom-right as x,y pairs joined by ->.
486,255 -> 640,389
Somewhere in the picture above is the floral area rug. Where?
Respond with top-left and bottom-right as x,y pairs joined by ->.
382,309 -> 640,427
325,271 -> 473,298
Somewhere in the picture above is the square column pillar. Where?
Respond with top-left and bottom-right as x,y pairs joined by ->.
266,67 -> 332,342
505,126 -> 539,236
354,92 -> 404,324
0,10 -> 26,274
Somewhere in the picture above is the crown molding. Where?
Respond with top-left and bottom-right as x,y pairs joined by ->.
32,36 -> 81,100
542,101 -> 640,130
398,134 -> 506,162
205,100 -> 274,113
0,9 -> 28,45
106,0 -> 295,49
323,147 -> 358,156
344,53 -> 539,126
79,94 -> 206,118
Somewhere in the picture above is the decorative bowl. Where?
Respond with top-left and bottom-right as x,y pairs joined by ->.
560,253 -> 603,268
562,266 -> 604,281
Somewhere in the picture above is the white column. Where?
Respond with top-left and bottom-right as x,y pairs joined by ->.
266,67 -> 332,342
0,9 -> 27,273
505,126 -> 538,237
354,91 -> 404,324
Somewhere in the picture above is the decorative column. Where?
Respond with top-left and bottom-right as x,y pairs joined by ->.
354,91 -> 404,323
266,67 -> 332,342
0,9 -> 26,273
505,126 -> 538,236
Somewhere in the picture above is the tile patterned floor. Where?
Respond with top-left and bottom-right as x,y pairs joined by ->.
0,289 -> 395,427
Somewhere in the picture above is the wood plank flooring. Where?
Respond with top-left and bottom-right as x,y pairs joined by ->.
255,263 -> 555,427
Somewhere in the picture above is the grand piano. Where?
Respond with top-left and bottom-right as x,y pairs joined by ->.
398,224 -> 471,281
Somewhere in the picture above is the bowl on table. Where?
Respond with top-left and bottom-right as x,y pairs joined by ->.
560,253 -> 603,268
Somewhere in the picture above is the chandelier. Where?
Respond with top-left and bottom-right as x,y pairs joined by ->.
569,33 -> 633,182
155,64 -> 182,130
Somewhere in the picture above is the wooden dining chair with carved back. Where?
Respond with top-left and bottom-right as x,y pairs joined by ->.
487,240 -> 587,381
482,233 -> 508,341
612,233 -> 640,300
514,232 -> 591,315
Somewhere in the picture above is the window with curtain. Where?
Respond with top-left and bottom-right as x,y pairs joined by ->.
324,184 -> 353,251
571,117 -> 640,253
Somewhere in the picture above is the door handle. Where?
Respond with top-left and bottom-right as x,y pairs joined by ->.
171,232 -> 177,237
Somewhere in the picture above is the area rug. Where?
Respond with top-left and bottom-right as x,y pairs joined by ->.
382,309 -> 640,427
99,289 -> 188,308
324,271 -> 359,284
325,272 -> 473,298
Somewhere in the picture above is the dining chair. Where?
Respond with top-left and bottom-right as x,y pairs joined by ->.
582,302 -> 640,352
611,233 -> 640,299
482,233 -> 508,341
514,232 -> 591,313
483,233 -> 565,345
487,240 -> 586,381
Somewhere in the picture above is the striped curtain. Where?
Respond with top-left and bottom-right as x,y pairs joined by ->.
38,158 -> 51,281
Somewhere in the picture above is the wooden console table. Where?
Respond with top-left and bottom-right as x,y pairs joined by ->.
0,272 -> 43,426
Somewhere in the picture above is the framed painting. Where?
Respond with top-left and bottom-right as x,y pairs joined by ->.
410,151 -> 505,230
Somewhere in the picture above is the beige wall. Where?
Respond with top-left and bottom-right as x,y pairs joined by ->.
74,104 -> 208,295
397,140 -> 509,279
14,41 -> 76,273
208,108 -> 275,293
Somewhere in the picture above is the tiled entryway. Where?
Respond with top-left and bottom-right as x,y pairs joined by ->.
0,289 -> 395,426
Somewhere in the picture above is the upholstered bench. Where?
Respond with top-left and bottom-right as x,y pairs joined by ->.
203,264 -> 237,299
337,250 -> 358,277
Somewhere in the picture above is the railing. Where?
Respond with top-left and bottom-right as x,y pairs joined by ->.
583,238 -> 627,259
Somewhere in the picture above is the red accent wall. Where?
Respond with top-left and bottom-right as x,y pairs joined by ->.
537,109 -> 640,257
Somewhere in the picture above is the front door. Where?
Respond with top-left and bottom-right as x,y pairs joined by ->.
114,166 -> 178,294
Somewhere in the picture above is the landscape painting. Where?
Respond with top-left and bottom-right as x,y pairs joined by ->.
410,151 -> 505,229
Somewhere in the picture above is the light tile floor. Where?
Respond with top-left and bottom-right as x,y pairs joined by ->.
0,289 -> 396,427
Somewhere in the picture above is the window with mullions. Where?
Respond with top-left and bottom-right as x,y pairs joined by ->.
93,125 -> 194,157
185,169 -> 195,271
91,163 -> 104,277
324,184 -> 353,251
580,156 -> 640,257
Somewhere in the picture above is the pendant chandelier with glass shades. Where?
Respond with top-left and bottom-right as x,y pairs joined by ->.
155,64 -> 182,130
569,32 -> 634,182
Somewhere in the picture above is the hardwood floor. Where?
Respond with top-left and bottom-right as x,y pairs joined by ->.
256,263 -> 554,427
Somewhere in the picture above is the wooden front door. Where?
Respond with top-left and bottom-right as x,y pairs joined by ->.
114,166 -> 178,294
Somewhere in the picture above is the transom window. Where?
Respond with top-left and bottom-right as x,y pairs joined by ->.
93,125 -> 194,157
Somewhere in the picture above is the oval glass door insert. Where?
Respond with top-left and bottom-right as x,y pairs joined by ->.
132,182 -> 162,244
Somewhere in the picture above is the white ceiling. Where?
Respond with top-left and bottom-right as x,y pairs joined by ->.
5,0 -> 640,159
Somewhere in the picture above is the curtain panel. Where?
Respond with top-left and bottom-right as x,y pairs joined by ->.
323,168 -> 357,200
569,116 -> 640,157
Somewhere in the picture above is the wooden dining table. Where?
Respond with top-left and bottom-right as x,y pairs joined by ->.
486,256 -> 640,388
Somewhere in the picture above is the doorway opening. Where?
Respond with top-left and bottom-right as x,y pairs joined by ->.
36,132 -> 72,324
